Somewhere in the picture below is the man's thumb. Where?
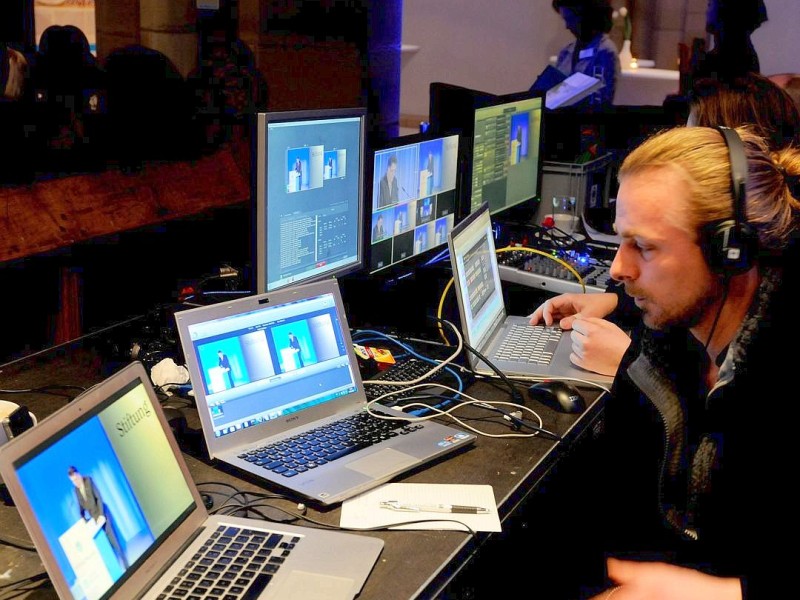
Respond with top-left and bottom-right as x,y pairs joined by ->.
606,557 -> 637,584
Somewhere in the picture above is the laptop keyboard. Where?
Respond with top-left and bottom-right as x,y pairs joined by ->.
494,324 -> 563,364
238,411 -> 422,477
158,524 -> 296,600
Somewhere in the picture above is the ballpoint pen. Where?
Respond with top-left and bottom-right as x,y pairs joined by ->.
380,500 -> 490,514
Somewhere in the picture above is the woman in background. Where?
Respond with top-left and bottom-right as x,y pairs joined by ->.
552,0 -> 620,108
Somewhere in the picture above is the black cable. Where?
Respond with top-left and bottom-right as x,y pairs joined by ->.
236,501 -> 479,540
502,411 -> 562,441
0,534 -> 37,552
471,401 -> 563,442
0,384 -> 87,400
427,316 -> 523,404
704,279 -> 731,351
0,572 -> 50,596
463,340 -> 525,405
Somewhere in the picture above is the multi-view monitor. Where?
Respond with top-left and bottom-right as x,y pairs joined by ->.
367,132 -> 461,274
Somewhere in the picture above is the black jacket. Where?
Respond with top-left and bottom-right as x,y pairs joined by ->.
597,238 -> 800,599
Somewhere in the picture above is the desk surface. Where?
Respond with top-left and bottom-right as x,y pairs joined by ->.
0,345 -> 605,599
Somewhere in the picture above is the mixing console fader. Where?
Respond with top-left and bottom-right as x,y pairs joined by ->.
497,248 -> 612,295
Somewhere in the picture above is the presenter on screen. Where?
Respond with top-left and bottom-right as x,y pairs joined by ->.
378,155 -> 400,207
372,214 -> 386,241
217,350 -> 235,389
68,466 -> 129,570
288,332 -> 304,368
552,0 -> 620,108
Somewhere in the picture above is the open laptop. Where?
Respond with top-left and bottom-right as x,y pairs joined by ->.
447,203 -> 614,387
0,361 -> 384,600
173,278 -> 476,506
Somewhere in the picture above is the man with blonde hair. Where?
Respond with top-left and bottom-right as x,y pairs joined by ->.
577,125 -> 800,599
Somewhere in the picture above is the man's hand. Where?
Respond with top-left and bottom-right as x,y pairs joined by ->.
588,558 -> 742,600
529,292 -> 619,330
569,316 -> 631,376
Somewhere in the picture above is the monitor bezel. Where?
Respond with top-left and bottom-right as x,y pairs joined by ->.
252,106 -> 367,294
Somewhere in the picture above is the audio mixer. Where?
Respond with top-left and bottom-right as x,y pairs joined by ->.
497,248 -> 612,294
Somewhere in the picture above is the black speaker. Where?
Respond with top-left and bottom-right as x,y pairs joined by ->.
700,126 -> 758,275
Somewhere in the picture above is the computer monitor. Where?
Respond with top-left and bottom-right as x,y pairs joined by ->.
368,131 -> 461,275
428,81 -> 497,138
253,107 -> 366,292
468,91 -> 545,219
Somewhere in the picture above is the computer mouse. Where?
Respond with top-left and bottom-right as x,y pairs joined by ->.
527,380 -> 586,414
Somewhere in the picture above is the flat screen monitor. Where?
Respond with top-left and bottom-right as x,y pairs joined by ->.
368,132 -> 461,274
428,81 -> 497,138
254,107 -> 366,292
468,91 -> 545,218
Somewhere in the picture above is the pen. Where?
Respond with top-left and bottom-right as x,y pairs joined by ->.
380,500 -> 490,514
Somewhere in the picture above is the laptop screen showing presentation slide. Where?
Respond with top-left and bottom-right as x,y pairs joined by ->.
174,278 -> 476,506
0,362 -> 384,600
447,204 -> 614,387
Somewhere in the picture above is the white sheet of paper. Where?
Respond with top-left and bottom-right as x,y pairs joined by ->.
545,71 -> 603,109
339,483 -> 501,532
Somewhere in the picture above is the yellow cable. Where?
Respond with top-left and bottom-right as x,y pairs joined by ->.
435,244 -> 587,345
436,277 -> 454,344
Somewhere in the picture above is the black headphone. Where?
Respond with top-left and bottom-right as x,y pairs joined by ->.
700,126 -> 758,276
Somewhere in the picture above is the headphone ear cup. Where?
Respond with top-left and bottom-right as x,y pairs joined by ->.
701,219 -> 758,275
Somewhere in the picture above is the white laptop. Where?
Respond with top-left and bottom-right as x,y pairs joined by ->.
0,361 -> 384,600
447,203 -> 614,387
173,278 -> 476,506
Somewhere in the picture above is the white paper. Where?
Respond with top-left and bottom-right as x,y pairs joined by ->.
546,72 -> 604,109
339,483 -> 501,532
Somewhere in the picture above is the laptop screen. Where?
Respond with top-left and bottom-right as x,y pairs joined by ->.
183,290 -> 358,439
449,205 -> 506,351
11,377 -> 195,600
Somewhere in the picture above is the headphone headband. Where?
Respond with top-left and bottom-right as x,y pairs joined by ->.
700,126 -> 757,275
715,125 -> 748,228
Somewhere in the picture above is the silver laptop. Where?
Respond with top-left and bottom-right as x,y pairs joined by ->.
447,203 -> 614,387
0,361 -> 383,600
173,278 -> 476,506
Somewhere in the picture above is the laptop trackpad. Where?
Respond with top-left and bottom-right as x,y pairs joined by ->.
276,570 -> 355,600
346,448 -> 417,477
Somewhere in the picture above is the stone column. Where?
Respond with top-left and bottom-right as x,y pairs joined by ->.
94,0 -> 140,64
138,0 -> 198,78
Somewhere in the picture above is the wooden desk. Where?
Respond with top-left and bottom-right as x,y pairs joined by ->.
0,344 -> 605,599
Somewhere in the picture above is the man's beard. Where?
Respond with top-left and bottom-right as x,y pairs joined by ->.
630,277 -> 725,331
